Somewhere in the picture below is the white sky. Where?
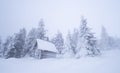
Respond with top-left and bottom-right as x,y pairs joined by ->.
0,0 -> 120,40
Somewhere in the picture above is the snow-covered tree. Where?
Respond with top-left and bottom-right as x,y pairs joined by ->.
36,19 -> 48,40
65,29 -> 79,56
51,31 -> 64,54
99,26 -> 119,50
99,26 -> 109,50
64,31 -> 74,57
65,31 -> 72,51
24,28 -> 37,57
63,30 -> 78,58
71,29 -> 79,54
9,28 -> 27,58
76,17 -> 100,58
85,32 -> 100,56
2,36 -> 14,58
0,36 -> 2,57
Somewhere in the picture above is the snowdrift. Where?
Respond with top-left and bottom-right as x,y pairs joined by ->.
0,49 -> 120,73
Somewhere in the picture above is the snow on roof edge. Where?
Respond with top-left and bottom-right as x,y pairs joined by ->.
36,39 -> 58,53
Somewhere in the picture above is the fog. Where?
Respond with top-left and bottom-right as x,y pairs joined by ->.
0,0 -> 120,40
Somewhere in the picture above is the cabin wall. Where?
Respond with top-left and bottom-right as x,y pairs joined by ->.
41,50 -> 57,59
34,49 -> 41,59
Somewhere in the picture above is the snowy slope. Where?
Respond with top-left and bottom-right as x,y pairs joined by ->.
0,49 -> 120,73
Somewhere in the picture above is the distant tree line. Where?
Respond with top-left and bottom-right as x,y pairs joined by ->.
0,17 -> 120,59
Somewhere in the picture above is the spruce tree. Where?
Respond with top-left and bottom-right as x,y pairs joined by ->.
11,28 -> 26,58
3,36 -> 14,58
76,17 -> 100,57
51,31 -> 64,54
24,28 -> 37,57
36,19 -> 48,40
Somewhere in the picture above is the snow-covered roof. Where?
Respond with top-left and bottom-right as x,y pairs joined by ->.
36,39 -> 58,53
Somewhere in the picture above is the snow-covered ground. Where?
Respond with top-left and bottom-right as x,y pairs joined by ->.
0,49 -> 120,73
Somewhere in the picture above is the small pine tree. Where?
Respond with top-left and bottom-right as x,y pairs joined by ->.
100,26 -> 112,50
51,31 -> 64,54
65,31 -> 73,54
36,19 -> 47,40
65,29 -> 79,56
64,31 -> 76,58
24,28 -> 37,57
85,33 -> 100,56
71,29 -> 79,54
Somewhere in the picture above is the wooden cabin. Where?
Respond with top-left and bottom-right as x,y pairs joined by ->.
32,39 -> 58,59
